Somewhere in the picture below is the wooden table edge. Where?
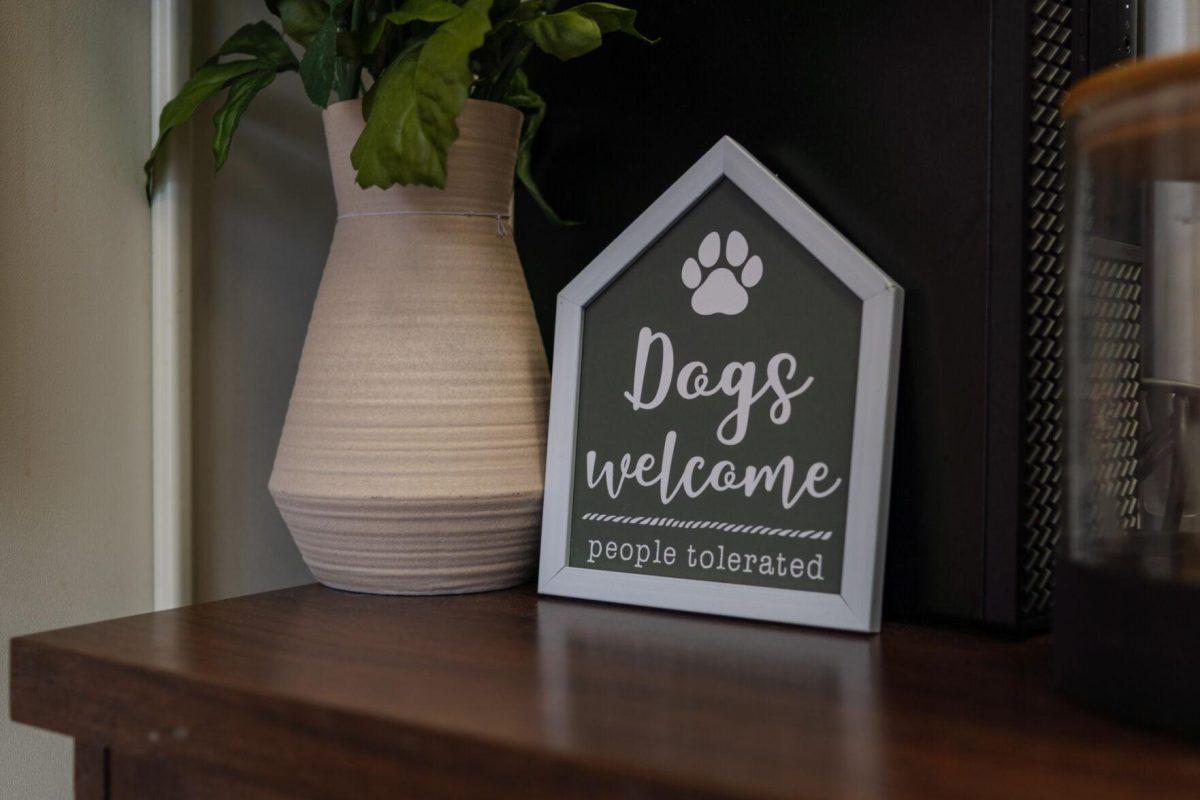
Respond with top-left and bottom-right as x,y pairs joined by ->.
9,632 -> 764,800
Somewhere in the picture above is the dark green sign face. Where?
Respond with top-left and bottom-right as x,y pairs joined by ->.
567,179 -> 862,593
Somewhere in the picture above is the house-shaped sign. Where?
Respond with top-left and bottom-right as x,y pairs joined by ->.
538,138 -> 903,632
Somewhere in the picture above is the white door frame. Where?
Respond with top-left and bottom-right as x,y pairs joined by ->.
150,0 -> 192,610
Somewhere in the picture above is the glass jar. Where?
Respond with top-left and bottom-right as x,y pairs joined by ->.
1058,52 -> 1200,734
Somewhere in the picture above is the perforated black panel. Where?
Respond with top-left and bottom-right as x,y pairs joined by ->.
1079,254 -> 1142,535
1022,0 -> 1073,620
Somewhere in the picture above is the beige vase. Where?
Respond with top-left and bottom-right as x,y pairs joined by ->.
269,99 -> 549,594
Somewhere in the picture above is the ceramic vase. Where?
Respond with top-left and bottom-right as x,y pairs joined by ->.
269,99 -> 549,594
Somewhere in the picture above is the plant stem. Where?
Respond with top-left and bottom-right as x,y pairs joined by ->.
482,0 -> 560,101
487,40 -> 532,101
346,0 -> 367,98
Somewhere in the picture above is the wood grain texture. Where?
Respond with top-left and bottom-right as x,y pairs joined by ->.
73,742 -> 107,800
108,751 -> 298,800
10,584 -> 1200,799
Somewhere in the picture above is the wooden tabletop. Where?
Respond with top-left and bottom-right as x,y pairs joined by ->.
9,584 -> 1200,799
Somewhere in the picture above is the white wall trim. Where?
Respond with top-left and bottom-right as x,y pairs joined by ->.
150,0 -> 192,610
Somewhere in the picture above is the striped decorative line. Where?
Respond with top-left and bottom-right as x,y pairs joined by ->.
579,512 -> 835,541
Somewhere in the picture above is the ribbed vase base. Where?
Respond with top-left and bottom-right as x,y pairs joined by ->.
273,491 -> 541,595
313,573 -> 532,596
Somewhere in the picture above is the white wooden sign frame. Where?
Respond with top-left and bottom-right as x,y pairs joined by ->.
538,137 -> 903,632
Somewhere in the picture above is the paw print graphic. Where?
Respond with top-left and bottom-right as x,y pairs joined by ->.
681,231 -> 763,316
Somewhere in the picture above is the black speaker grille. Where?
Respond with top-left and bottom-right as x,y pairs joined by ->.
1022,0 -> 1072,620
1080,254 -> 1142,533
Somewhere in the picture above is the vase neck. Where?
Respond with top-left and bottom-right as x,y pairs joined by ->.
322,99 -> 523,219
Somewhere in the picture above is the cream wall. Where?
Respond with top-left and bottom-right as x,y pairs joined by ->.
0,2 -> 326,793
0,2 -> 153,798
191,1 -> 330,600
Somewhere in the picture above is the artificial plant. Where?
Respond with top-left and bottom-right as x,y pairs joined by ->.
144,0 -> 652,222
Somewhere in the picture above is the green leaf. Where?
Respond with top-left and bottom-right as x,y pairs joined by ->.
504,69 -> 576,225
274,0 -> 330,47
299,14 -> 338,106
509,0 -> 547,23
161,61 -> 267,131
210,21 -> 297,67
362,0 -> 461,56
146,21 -> 300,199
384,0 -> 463,26
212,70 -> 278,171
144,60 -> 268,199
519,2 -> 654,61
502,66 -> 540,110
360,18 -> 390,53
568,2 -> 655,43
351,0 -> 494,189
521,9 -> 601,60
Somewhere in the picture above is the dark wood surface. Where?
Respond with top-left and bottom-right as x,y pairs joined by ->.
10,584 -> 1200,799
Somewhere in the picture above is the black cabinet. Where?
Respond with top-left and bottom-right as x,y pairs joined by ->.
515,1 -> 1137,630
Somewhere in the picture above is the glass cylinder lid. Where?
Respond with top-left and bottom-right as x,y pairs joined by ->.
1064,52 -> 1200,584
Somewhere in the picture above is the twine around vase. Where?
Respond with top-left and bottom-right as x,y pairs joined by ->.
337,209 -> 511,236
